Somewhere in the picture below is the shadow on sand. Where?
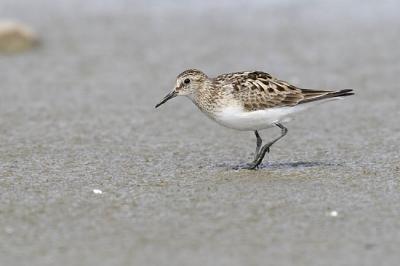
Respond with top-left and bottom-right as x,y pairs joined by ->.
257,161 -> 340,170
217,161 -> 341,170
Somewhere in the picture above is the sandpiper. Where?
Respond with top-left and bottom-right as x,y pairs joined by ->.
155,69 -> 354,170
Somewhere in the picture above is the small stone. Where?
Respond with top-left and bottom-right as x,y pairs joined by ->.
329,210 -> 338,217
92,189 -> 103,194
0,20 -> 39,53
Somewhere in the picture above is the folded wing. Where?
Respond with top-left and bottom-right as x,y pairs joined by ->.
215,71 -> 353,111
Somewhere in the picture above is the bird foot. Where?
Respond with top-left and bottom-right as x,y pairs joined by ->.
233,162 -> 260,170
242,163 -> 259,170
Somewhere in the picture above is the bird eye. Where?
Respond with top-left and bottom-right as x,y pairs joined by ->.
184,78 -> 190,84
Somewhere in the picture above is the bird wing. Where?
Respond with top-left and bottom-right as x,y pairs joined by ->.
215,71 -> 339,111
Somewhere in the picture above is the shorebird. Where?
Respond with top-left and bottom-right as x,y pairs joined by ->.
155,69 -> 354,170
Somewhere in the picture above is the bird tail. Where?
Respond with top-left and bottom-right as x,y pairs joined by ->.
299,89 -> 354,104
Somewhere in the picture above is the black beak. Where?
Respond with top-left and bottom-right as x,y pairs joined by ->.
155,91 -> 177,108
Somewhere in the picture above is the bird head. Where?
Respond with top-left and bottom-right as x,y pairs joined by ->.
155,69 -> 208,108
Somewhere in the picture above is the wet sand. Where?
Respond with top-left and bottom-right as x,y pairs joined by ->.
1,0 -> 400,265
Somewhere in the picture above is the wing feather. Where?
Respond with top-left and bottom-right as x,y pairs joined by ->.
214,71 -> 350,111
215,71 -> 305,111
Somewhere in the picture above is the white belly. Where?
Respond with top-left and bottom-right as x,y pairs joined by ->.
212,105 -> 308,131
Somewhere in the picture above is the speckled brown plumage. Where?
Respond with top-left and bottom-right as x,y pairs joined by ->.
213,71 -> 353,111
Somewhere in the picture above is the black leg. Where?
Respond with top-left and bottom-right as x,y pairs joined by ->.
244,123 -> 288,170
254,130 -> 262,159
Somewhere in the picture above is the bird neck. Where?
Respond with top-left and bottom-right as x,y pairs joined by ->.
189,80 -> 220,115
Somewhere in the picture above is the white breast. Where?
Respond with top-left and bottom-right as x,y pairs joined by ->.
212,105 -> 310,131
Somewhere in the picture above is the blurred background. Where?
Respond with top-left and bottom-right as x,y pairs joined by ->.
1,0 -> 399,265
